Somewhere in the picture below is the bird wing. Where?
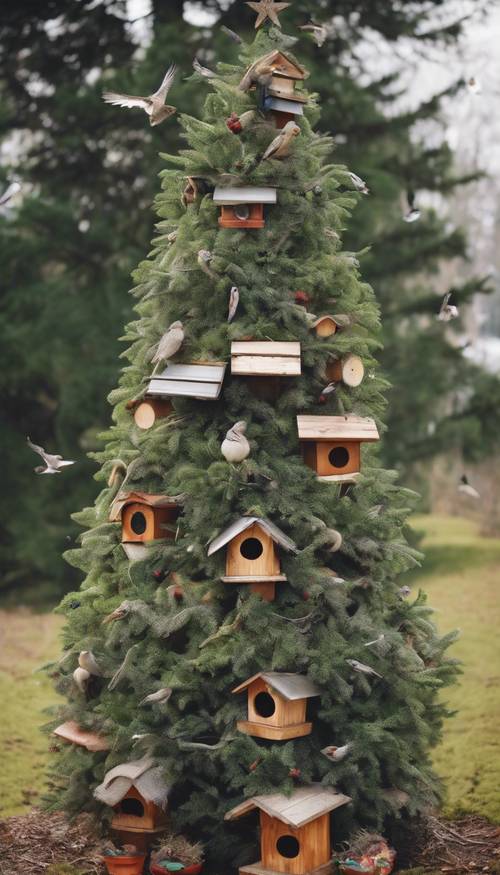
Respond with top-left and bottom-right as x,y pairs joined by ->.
193,57 -> 214,78
0,181 -> 21,205
262,132 -> 282,160
102,92 -> 151,111
152,64 -> 177,101
27,437 -> 49,464
439,292 -> 451,313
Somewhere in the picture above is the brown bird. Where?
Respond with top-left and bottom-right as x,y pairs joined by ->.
150,321 -> 184,374
262,120 -> 300,161
102,64 -> 177,126
298,21 -> 330,47
238,53 -> 285,92
246,0 -> 291,29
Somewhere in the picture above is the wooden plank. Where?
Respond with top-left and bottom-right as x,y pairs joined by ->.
222,575 -> 287,583
239,861 -> 332,875
54,721 -> 110,752
232,355 -> 301,376
158,363 -> 226,382
148,378 -> 222,399
232,341 -> 300,356
213,187 -> 277,205
237,720 -> 312,740
225,798 -> 257,822
297,415 -> 379,442
317,473 -> 359,483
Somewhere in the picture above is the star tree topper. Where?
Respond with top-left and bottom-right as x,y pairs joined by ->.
246,0 -> 291,29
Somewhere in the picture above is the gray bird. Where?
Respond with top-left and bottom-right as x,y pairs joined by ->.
221,421 -> 250,463
78,650 -> 102,676
221,25 -> 242,43
197,249 -> 217,279
150,321 -> 184,374
320,382 -> 336,396
139,687 -> 173,706
0,181 -> 21,206
238,53 -> 286,92
348,172 -> 369,194
262,120 -> 301,161
346,658 -> 383,679
364,634 -> 385,648
27,437 -> 75,475
458,474 -> 480,499
73,666 -> 91,693
102,64 -> 177,127
298,21 -> 329,47
227,286 -> 240,323
193,57 -> 216,79
321,742 -> 352,762
437,292 -> 458,322
398,585 -> 411,599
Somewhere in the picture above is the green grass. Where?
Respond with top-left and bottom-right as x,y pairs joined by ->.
0,514 -> 499,824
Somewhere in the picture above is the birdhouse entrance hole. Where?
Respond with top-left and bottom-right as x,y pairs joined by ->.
130,511 -> 147,535
277,835 -> 300,859
254,691 -> 276,718
240,537 -> 264,560
235,204 -> 250,220
119,797 -> 145,817
328,447 -> 350,468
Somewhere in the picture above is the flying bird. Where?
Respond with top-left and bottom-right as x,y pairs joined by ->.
403,190 -> 420,223
227,286 -> 240,323
458,474 -> 480,499
346,658 -> 383,679
73,666 -> 91,694
246,0 -> 291,29
27,437 -> 75,475
150,321 -> 184,374
221,421 -> 251,463
78,650 -> 102,676
321,743 -> 352,762
467,76 -> 481,94
298,21 -> 329,47
0,181 -> 21,206
221,25 -> 242,44
139,687 -> 173,706
261,120 -> 301,161
238,53 -> 285,91
193,57 -> 216,79
437,292 -> 458,322
197,249 -> 217,279
348,172 -> 369,194
102,64 -> 177,127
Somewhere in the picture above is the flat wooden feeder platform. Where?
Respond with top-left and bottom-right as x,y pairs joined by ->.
296,415 -> 379,443
147,362 -> 226,400
213,187 -> 277,206
53,721 -> 110,752
231,341 -> 301,377
225,786 -> 351,827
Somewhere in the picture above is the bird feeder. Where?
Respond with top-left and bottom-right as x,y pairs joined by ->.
127,397 -> 174,430
213,187 -> 277,229
232,672 -> 320,740
109,492 -> 180,545
94,757 -> 169,848
207,516 -> 298,601
260,51 -> 309,129
146,361 -> 227,401
297,415 -> 379,482
225,786 -> 351,875
53,721 -> 110,752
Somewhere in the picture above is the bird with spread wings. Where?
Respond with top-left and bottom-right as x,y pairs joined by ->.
103,64 -> 177,126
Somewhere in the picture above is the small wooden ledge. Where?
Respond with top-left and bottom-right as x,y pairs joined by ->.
237,720 -> 313,740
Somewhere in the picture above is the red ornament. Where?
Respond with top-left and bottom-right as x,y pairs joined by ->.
294,290 -> 311,308
289,768 -> 301,779
153,569 -> 166,582
226,112 -> 243,134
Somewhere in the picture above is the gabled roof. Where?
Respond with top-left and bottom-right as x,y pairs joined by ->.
232,672 -> 320,700
213,187 -> 277,205
94,756 -> 170,809
208,517 -> 298,557
297,415 -> 380,443
266,50 -> 309,80
147,361 -> 226,400
109,491 -> 180,522
225,786 -> 351,828
53,721 -> 110,752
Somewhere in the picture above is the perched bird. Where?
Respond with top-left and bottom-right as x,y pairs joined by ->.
73,666 -> 91,694
320,382 -> 336,397
238,53 -> 285,92
102,64 -> 177,127
197,249 -> 217,279
0,180 -> 21,206
321,743 -> 352,762
298,20 -> 329,47
458,474 -> 480,499
346,658 -> 383,679
348,172 -> 369,194
364,634 -> 385,648
403,189 -> 420,223
467,76 -> 481,94
193,57 -> 216,79
150,321 -> 184,374
102,603 -> 131,624
246,0 -> 291,29
221,25 -> 242,44
261,120 -> 301,161
227,286 -> 240,323
437,292 -> 459,322
27,437 -> 75,475
221,421 -> 251,463
139,687 -> 173,707
398,585 -> 411,599
325,528 -> 343,552
78,650 -> 102,676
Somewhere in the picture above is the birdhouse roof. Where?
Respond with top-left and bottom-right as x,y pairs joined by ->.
225,786 -> 351,827
53,721 -> 110,752
213,187 -> 277,205
94,756 -> 170,809
232,672 -> 320,700
267,50 -> 309,80
147,361 -> 226,400
109,491 -> 180,521
312,315 -> 339,330
231,341 -> 301,377
208,516 -> 298,557
296,415 -> 380,443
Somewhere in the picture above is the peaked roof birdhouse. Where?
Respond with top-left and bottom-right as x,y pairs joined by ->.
297,415 -> 379,482
207,516 -> 298,601
94,756 -> 169,835
225,786 -> 351,875
109,492 -> 180,546
232,672 -> 320,740
146,361 -> 227,400
213,187 -> 277,229
259,51 -> 309,127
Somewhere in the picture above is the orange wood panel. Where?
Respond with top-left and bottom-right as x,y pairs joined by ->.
259,811 -> 330,874
111,789 -> 166,833
237,720 -> 312,740
219,204 -> 265,229
226,524 -> 280,578
316,441 -> 360,477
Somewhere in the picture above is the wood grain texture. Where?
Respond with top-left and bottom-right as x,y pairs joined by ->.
316,441 -> 360,477
111,789 -> 167,833
247,677 -> 307,728
313,316 -> 337,338
297,415 -> 379,442
220,204 -> 265,228
237,720 -> 312,740
226,523 -> 280,578
122,504 -> 178,542
134,399 -> 172,429
326,354 -> 364,387
260,810 -> 330,874
239,860 -> 333,875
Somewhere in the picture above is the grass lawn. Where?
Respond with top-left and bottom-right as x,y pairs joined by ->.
0,514 -> 499,824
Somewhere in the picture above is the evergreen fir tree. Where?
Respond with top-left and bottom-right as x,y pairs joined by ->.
47,10 -> 460,868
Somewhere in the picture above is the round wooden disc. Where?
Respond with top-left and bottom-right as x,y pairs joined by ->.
341,354 -> 364,387
134,402 -> 156,430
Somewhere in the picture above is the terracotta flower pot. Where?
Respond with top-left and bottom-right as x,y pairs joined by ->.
101,853 -> 146,875
150,863 -> 202,875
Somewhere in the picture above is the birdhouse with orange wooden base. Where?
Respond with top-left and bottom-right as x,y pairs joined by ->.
109,492 -> 181,559
207,516 -> 298,602
260,51 -> 309,129
224,786 -> 351,875
94,757 -> 169,849
213,187 -> 277,229
297,415 -> 379,482
232,672 -> 320,740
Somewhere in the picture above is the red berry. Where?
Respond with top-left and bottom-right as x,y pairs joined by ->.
289,768 -> 301,779
153,569 -> 166,581
294,290 -> 310,307
318,394 -> 327,404
303,591 -> 310,600
226,113 -> 242,134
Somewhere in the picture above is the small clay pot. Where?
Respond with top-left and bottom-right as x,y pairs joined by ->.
101,853 -> 146,875
150,864 -> 203,875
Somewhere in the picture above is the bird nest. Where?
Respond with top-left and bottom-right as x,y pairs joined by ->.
0,808 -> 104,874
398,814 -> 500,873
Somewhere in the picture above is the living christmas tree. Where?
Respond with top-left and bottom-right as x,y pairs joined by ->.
47,4 -> 459,871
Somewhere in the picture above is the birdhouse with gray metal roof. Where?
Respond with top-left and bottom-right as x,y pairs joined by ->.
207,516 -> 298,602
297,415 -> 379,482
225,786 -> 351,875
213,186 -> 277,229
232,672 -> 320,740
260,51 -> 309,128
94,756 -> 169,838
109,491 -> 181,547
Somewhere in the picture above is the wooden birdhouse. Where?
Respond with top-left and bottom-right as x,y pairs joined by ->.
207,516 -> 298,601
297,415 -> 379,483
53,721 -> 110,752
147,361 -> 226,401
109,492 -> 180,545
312,316 -> 339,338
213,187 -> 277,229
260,51 -> 309,129
94,757 -> 169,838
127,397 -> 173,430
232,672 -> 320,740
225,786 -> 351,875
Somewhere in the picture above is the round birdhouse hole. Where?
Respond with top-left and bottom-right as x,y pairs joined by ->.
118,797 -> 144,817
240,537 -> 264,561
234,204 -> 250,221
276,835 -> 300,859
130,511 -> 147,535
328,446 -> 350,469
253,691 -> 276,718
